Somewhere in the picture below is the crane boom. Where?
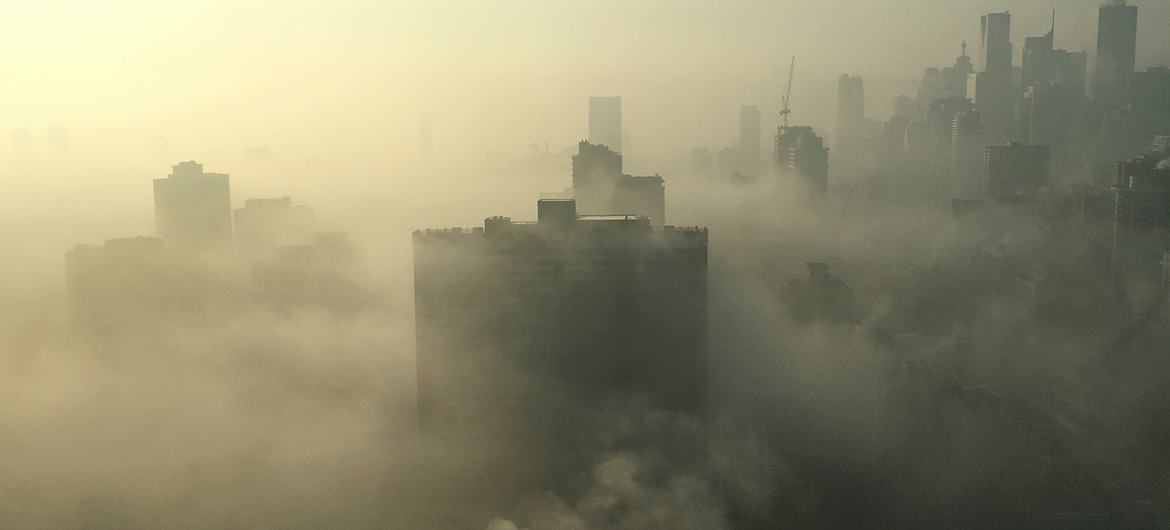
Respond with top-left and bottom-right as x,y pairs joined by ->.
780,56 -> 795,129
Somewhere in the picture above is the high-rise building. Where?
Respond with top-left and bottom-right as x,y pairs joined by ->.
980,12 -> 1013,75
1094,0 -> 1138,112
65,237 -> 217,331
927,98 -> 971,177
947,42 -> 976,101
571,141 -> 665,227
1131,67 -> 1170,128
412,198 -> 708,431
984,142 -> 1051,196
739,104 -> 762,174
153,161 -> 233,251
1111,155 -> 1170,310
1099,69 -> 1170,183
775,126 -> 830,196
1021,17 -> 1056,93
953,108 -> 987,196
588,96 -> 622,153
973,12 -> 1016,144
837,75 -> 866,152
233,197 -> 314,254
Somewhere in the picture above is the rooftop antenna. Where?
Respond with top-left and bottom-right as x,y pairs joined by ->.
780,56 -> 795,130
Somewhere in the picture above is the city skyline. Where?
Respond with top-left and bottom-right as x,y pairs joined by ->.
5,2 -> 1170,528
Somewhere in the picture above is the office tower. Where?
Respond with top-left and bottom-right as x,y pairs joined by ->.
1094,0 -> 1138,111
153,161 -> 232,251
973,12 -> 1015,144
1099,71 -> 1170,183
775,126 -> 829,196
233,197 -> 314,254
46,123 -> 68,153
1111,155 -> 1170,310
780,263 -> 855,323
588,96 -> 622,153
984,143 -> 1050,196
837,75 -> 865,154
952,108 -> 986,196
1021,18 -> 1056,93
927,98 -> 971,176
413,198 -> 708,431
571,141 -> 665,227
65,237 -> 215,331
739,104 -> 762,174
980,12 -> 1013,74
948,42 -> 976,100
1131,67 -> 1170,131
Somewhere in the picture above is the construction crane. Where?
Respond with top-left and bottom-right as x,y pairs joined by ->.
779,56 -> 796,130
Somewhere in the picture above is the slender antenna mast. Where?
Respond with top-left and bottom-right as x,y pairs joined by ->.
780,56 -> 795,130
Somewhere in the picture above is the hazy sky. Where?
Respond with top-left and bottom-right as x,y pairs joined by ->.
1,0 -> 1168,163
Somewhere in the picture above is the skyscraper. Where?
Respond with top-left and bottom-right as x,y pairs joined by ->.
837,75 -> 866,156
973,12 -> 1015,144
775,126 -> 830,196
153,161 -> 232,251
979,12 -> 1013,75
588,96 -> 622,153
739,104 -> 762,174
572,141 -> 665,227
952,107 -> 986,196
1021,14 -> 1056,92
1094,0 -> 1138,112
412,198 -> 708,432
1111,155 -> 1170,310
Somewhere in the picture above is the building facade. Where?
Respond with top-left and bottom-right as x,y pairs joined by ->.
412,199 -> 708,432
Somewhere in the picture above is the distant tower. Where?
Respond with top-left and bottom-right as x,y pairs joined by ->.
974,12 -> 1015,144
775,126 -> 829,197
836,75 -> 865,153
588,96 -> 622,153
979,12 -> 1013,75
152,161 -> 232,251
738,105 -> 762,174
1094,0 -> 1138,111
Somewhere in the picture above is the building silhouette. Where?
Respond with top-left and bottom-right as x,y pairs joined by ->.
1111,155 -> 1170,310
739,104 -> 762,174
953,107 -> 987,196
233,197 -> 314,254
571,140 -> 665,227
588,96 -> 622,153
775,126 -> 830,196
984,143 -> 1051,197
65,237 -> 219,332
1094,0 -> 1138,112
153,161 -> 232,251
412,198 -> 708,431
972,12 -> 1015,144
837,75 -> 866,162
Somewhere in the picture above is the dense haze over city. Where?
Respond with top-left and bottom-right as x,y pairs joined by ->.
3,1 -> 1170,528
